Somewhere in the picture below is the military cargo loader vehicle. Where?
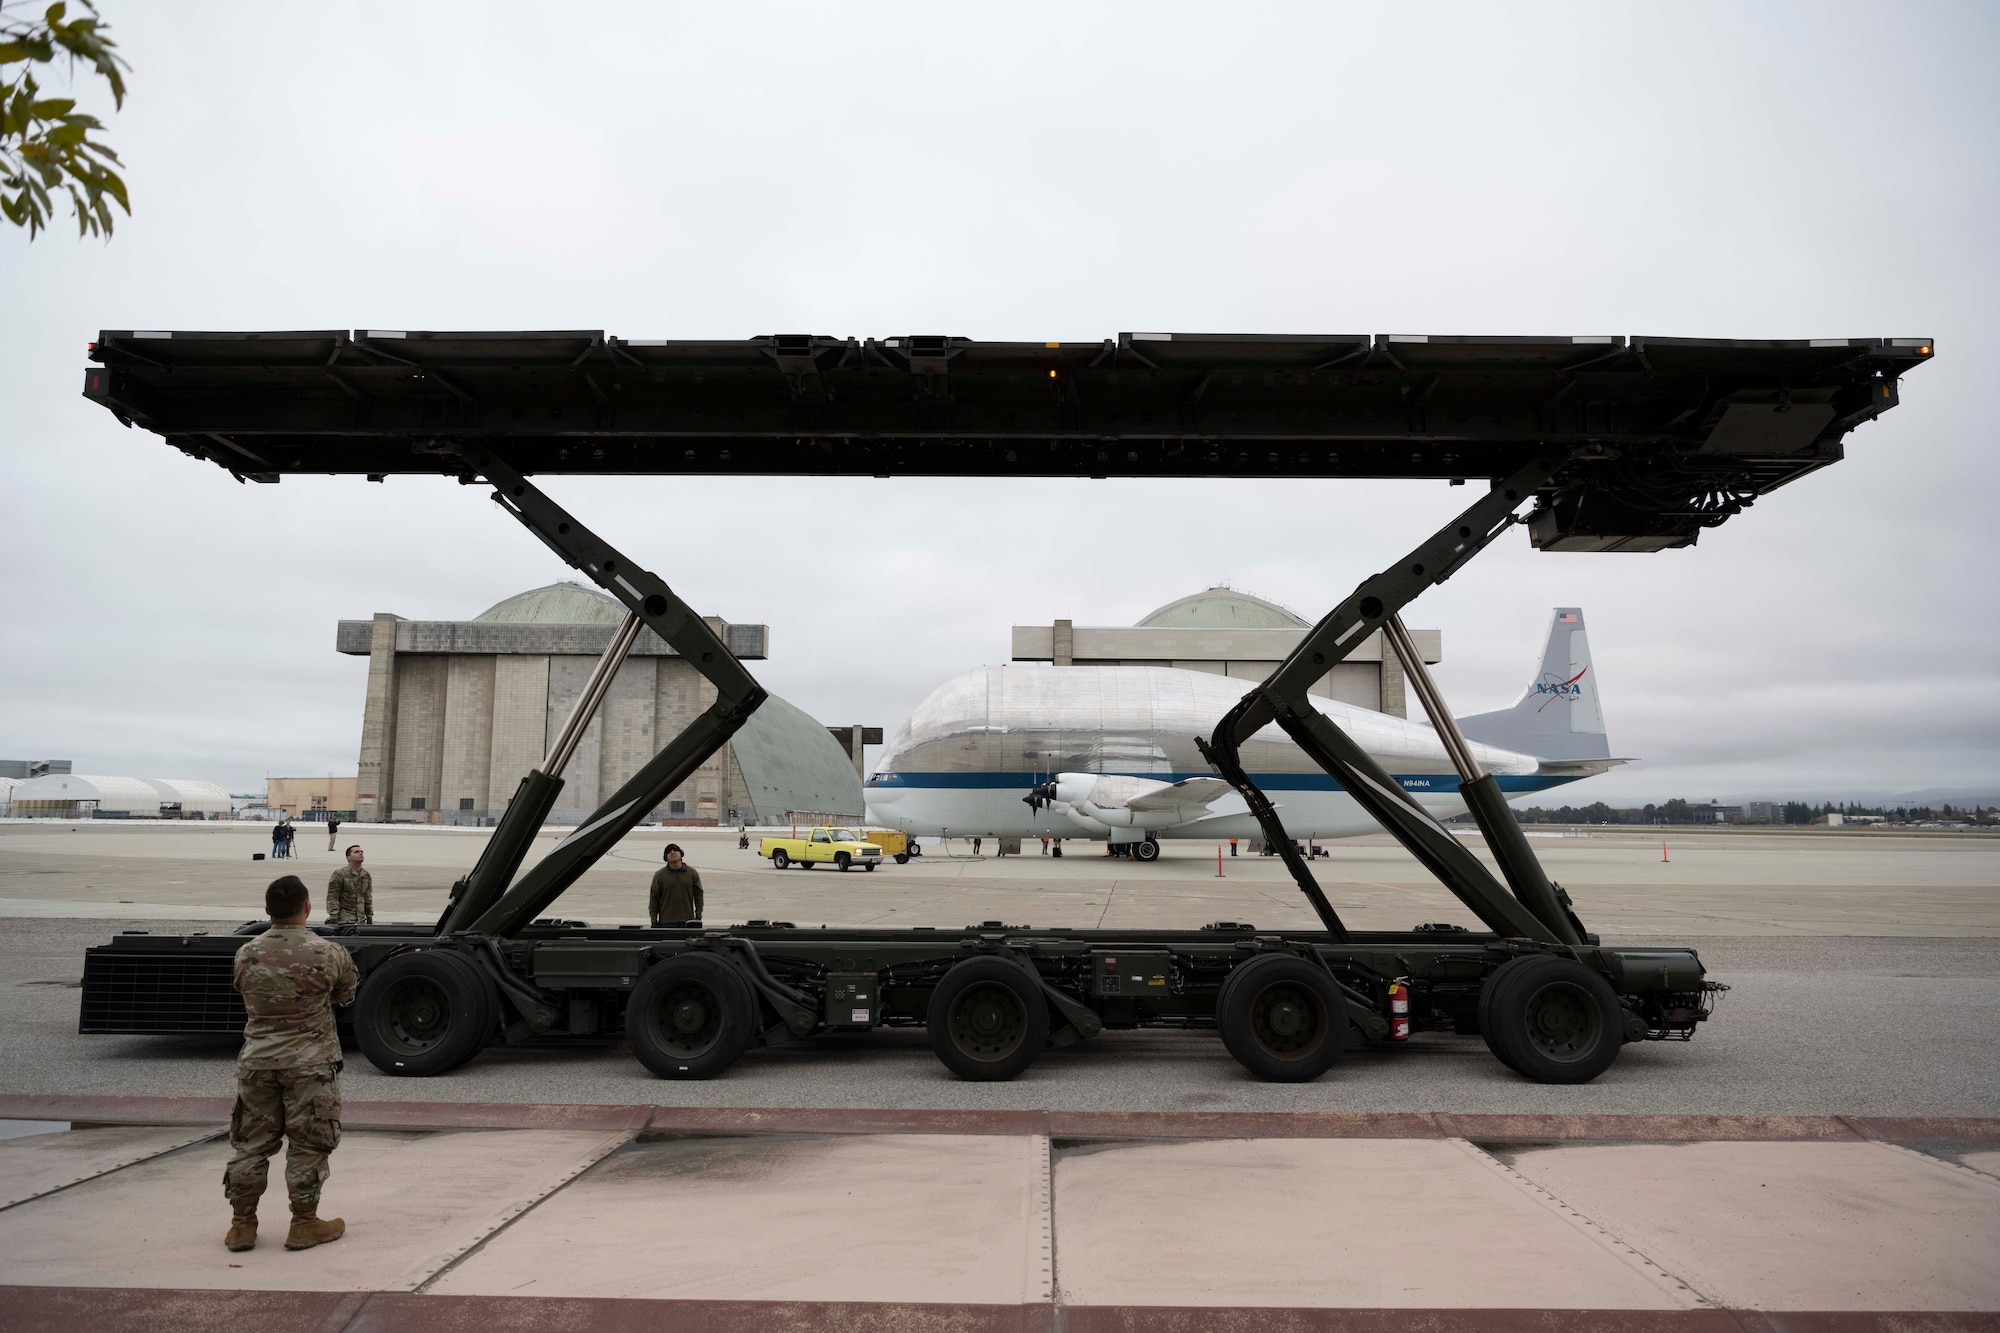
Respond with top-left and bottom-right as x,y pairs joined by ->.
74,330 -> 1930,1083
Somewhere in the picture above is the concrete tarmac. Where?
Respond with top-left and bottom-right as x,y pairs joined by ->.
3,820 -> 1998,935
3,822 -> 1999,1115
5,824 -> 1999,1323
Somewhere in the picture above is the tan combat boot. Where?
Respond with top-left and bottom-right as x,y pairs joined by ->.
284,1201 -> 346,1251
224,1195 -> 260,1252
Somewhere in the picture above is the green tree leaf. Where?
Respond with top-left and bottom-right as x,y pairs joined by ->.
0,0 -> 129,238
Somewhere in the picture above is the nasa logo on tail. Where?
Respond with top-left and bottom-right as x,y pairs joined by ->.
1531,667 -> 1588,712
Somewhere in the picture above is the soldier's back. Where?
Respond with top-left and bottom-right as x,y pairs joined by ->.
234,926 -> 356,1070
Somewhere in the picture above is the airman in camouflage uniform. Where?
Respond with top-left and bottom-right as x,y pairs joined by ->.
223,874 -> 357,1252
326,845 -> 373,924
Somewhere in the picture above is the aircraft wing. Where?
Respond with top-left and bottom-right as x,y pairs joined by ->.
1126,776 -> 1235,812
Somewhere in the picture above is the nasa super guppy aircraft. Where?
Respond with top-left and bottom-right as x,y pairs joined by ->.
865,607 -> 1622,859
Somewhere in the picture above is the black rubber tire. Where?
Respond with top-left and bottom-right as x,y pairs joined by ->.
835,852 -> 851,872
801,860 -> 815,869
355,949 -> 495,1077
864,861 -> 876,871
1482,954 -> 1624,1085
1132,838 -> 1160,863
1476,961 -> 1523,1073
927,957 -> 1049,1081
894,853 -> 909,865
627,953 -> 757,1079
1217,954 -> 1348,1083
771,848 -> 789,868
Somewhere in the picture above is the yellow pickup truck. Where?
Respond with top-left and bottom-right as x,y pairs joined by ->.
760,827 -> 884,872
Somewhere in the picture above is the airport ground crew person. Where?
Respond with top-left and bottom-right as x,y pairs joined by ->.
648,843 -> 703,925
223,874 -> 356,1253
325,846 -> 372,924
325,815 -> 341,852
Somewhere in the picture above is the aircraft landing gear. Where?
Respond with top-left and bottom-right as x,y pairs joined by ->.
1132,837 -> 1161,863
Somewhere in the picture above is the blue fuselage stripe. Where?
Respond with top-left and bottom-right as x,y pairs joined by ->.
866,772 -> 1577,795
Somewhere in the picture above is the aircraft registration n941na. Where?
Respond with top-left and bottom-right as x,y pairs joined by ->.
864,608 -> 1625,860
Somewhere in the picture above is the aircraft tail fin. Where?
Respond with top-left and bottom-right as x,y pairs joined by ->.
1455,607 -> 1611,762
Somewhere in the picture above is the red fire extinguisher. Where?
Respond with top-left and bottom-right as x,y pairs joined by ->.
1388,979 -> 1411,1041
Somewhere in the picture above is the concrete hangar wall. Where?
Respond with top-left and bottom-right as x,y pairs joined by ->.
342,582 -> 860,826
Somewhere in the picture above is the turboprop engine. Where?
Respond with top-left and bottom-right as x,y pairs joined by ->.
1023,772 -> 1235,835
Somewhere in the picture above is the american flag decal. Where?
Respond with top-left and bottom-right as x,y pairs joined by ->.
1557,611 -> 1579,624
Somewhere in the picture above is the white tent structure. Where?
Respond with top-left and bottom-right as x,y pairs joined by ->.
144,778 -> 232,818
9,774 -> 227,819
0,775 -> 18,816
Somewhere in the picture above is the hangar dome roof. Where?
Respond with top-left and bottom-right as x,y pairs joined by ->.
474,581 -> 625,625
10,773 -> 163,812
145,778 -> 232,813
1136,586 -> 1309,630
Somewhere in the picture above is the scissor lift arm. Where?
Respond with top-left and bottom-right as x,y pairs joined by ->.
431,446 -> 767,939
1200,452 -> 1575,944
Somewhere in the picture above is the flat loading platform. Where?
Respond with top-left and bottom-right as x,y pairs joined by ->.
1,1098 -> 1996,1329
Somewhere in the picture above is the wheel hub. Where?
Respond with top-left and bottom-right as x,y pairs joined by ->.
951,983 -> 1023,1056
671,997 -> 709,1035
1250,982 -> 1324,1057
385,978 -> 450,1049
1524,982 -> 1598,1059
658,983 -> 722,1053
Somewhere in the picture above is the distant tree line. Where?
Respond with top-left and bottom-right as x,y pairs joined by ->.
1505,799 -> 1994,827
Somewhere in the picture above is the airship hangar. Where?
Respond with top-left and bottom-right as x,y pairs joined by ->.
338,581 -> 863,826
1011,584 -> 1438,716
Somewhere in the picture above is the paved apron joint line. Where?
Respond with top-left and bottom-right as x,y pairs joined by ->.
1032,1132 -> 1055,1307
1452,1137 -> 1713,1309
1858,1135 -> 2000,1189
0,1126 -> 223,1213
409,1129 -> 638,1292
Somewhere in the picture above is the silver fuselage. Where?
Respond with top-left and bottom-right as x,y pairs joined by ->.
865,665 -> 1577,842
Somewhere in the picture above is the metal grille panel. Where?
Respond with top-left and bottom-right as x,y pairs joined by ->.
80,950 -> 243,1034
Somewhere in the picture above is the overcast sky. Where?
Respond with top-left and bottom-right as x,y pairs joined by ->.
2,2 -> 1995,806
